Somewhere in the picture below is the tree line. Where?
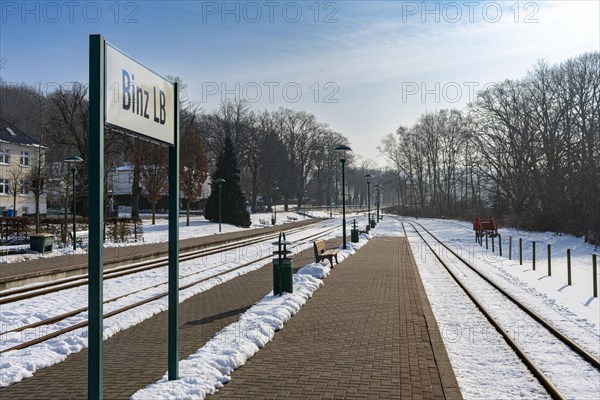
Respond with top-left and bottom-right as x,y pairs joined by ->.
0,74 -> 378,227
379,52 -> 600,244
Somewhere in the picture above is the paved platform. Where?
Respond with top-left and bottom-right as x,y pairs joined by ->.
0,218 -> 322,290
0,235 -> 461,399
209,237 -> 461,399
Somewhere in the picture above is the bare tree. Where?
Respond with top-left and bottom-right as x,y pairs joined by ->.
134,141 -> 168,224
180,127 -> 208,226
7,166 -> 23,216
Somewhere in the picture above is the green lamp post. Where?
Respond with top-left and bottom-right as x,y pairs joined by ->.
334,145 -> 352,249
64,155 -> 83,250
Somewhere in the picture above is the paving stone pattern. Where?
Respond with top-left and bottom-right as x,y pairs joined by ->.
0,236 -> 331,400
210,237 -> 461,400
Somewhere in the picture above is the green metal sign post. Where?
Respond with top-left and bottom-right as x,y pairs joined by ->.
168,82 -> 180,380
88,33 -> 105,400
88,34 -> 179,398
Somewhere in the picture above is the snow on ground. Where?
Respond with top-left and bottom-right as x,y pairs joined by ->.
401,220 -> 550,399
132,235 -> 369,399
0,217 -> 362,387
387,216 -> 599,399
0,212 -> 308,264
408,217 -> 600,354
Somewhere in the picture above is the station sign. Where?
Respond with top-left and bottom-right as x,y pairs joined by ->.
105,43 -> 175,145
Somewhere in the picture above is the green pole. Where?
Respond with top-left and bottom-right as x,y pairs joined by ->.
499,234 -> 502,256
341,159 -> 347,249
519,238 -> 522,265
547,244 -> 551,276
593,254 -> 597,298
567,249 -> 571,285
509,236 -> 512,260
367,180 -> 371,226
72,167 -> 77,250
218,184 -> 222,232
485,232 -> 488,249
492,234 -> 495,253
88,34 -> 105,400
532,241 -> 536,270
168,83 -> 180,380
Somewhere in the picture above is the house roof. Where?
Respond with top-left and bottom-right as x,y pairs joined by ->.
0,116 -> 40,147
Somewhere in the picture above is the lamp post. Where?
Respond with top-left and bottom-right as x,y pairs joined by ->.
375,184 -> 381,222
272,186 -> 279,225
215,178 -> 225,233
64,155 -> 83,250
364,174 -> 373,227
334,145 -> 352,249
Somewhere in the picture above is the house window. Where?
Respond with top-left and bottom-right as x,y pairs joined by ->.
0,179 -> 10,195
19,179 -> 29,195
20,151 -> 30,166
0,149 -> 10,164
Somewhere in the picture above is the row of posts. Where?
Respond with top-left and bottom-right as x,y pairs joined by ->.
480,232 -> 598,298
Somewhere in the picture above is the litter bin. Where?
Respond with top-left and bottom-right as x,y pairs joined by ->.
370,219 -> 376,228
7,209 -> 14,217
351,219 -> 359,243
30,233 -> 54,253
272,232 -> 293,295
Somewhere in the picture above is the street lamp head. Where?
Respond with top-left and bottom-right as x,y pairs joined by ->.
375,184 -> 381,190
334,144 -> 352,162
64,155 -> 83,164
364,173 -> 373,183
273,186 -> 279,191
215,178 -> 225,185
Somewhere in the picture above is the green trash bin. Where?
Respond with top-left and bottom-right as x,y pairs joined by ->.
272,232 -> 293,295
273,258 -> 293,295
30,233 -> 54,253
351,229 -> 359,243
370,219 -> 376,228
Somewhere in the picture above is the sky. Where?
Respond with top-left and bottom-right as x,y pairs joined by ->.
1,1 -> 599,165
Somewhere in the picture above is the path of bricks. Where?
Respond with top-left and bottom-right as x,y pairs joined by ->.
0,236 -> 337,399
0,218 -> 321,287
0,235 -> 461,399
210,237 -> 462,400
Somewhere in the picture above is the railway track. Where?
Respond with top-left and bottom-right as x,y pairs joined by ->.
402,218 -> 600,400
0,220 -> 325,303
0,218 -> 360,354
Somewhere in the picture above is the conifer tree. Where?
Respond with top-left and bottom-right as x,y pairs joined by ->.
204,136 -> 251,227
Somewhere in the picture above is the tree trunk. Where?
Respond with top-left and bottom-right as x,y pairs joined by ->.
186,199 -> 191,226
35,194 -> 40,233
151,201 -> 156,225
132,166 -> 141,219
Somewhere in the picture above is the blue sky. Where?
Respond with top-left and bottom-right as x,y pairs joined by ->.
1,1 -> 599,164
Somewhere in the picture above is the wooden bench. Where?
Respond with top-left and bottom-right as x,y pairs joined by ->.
313,239 -> 339,267
287,216 -> 298,221
259,218 -> 270,226
69,230 -> 89,247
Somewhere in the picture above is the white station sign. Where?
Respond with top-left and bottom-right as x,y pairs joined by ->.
105,43 -> 175,145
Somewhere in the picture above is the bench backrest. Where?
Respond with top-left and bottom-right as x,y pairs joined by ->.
313,239 -> 326,257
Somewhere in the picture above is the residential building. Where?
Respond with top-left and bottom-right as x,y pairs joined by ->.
0,117 -> 47,216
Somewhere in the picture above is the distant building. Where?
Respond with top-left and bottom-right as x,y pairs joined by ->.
0,117 -> 47,216
110,163 -> 210,211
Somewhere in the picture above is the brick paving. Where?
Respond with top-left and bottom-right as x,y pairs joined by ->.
0,235 -> 461,400
0,236 -> 336,400
0,218 -> 321,288
210,237 -> 462,399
